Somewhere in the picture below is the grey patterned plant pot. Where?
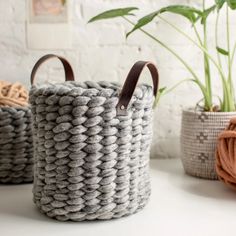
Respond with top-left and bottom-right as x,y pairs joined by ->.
180,109 -> 236,180
0,107 -> 33,183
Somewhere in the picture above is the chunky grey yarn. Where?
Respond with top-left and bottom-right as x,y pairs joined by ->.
30,81 -> 154,221
0,107 -> 33,183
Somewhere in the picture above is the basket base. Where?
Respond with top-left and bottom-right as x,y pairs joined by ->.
181,158 -> 218,180
34,188 -> 151,221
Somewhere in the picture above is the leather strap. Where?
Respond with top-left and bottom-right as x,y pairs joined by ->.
116,61 -> 159,115
30,54 -> 75,85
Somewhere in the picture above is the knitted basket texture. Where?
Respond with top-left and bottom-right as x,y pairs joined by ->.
30,55 -> 158,221
0,107 -> 33,183
0,80 -> 33,184
181,109 -> 236,180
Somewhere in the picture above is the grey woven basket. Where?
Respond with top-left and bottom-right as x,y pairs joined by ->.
181,109 -> 236,180
0,106 -> 33,183
30,54 -> 159,221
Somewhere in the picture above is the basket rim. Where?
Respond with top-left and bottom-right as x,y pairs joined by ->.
0,106 -> 30,112
182,108 -> 236,116
30,81 -> 154,98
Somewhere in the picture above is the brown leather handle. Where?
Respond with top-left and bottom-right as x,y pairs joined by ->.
30,54 -> 75,85
116,61 -> 159,115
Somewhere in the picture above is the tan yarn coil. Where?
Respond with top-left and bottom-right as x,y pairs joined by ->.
0,81 -> 28,107
216,117 -> 236,190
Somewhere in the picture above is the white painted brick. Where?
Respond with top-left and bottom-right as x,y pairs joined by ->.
0,0 -> 234,158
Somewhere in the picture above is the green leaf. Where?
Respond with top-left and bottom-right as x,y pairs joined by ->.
159,87 -> 167,94
201,5 -> 216,24
216,46 -> 229,55
215,0 -> 226,9
154,87 -> 167,107
227,0 -> 236,9
216,0 -> 236,10
126,5 -> 202,37
88,7 -> 138,23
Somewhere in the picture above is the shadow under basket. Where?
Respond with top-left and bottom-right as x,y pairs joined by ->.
0,107 -> 33,184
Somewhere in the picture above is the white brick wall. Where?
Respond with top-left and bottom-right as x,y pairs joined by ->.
0,0 -> 235,158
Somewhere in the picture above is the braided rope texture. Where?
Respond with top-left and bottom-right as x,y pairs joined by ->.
30,81 -> 154,221
0,81 -> 29,107
181,109 -> 236,180
216,118 -> 236,190
0,107 -> 33,183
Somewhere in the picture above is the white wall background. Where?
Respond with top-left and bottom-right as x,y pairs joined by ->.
0,0 -> 235,158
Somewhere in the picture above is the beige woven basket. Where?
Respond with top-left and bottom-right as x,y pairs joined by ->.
180,109 -> 236,180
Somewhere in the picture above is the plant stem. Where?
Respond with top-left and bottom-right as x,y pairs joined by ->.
158,15 -> 226,83
123,16 -> 211,109
202,0 -> 212,109
123,16 -> 200,82
157,13 -> 231,111
215,10 -> 226,111
230,41 -> 236,65
193,24 -> 203,46
227,6 -> 231,82
164,78 -> 193,95
215,12 -> 222,68
154,78 -> 192,106
226,5 -> 235,109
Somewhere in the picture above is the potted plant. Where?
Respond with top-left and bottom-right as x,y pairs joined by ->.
88,0 -> 236,179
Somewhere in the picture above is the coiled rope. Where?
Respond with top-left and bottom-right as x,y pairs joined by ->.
0,81 -> 28,107
216,117 -> 236,190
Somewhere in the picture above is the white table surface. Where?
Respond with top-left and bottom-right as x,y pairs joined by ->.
1,159 -> 236,236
